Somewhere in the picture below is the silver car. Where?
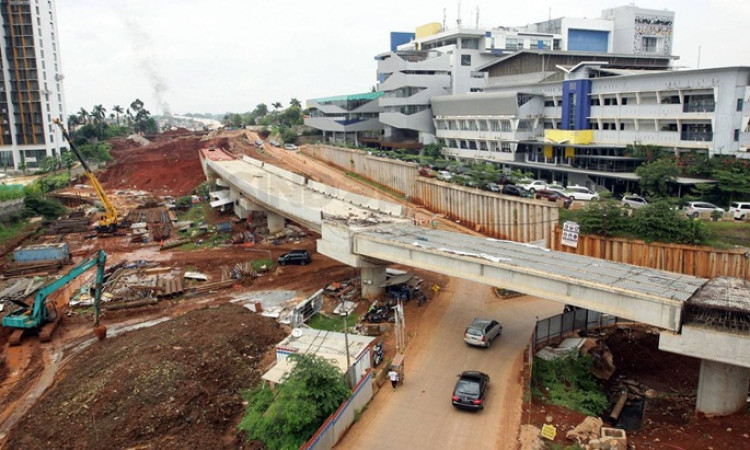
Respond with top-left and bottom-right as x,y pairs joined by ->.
621,195 -> 648,209
464,318 -> 502,348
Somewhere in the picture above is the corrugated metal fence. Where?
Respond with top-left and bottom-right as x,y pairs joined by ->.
534,309 -> 620,348
301,370 -> 374,450
551,227 -> 750,280
302,145 -> 558,243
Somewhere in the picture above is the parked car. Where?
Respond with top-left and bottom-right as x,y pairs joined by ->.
283,143 -> 298,150
501,184 -> 531,197
464,318 -> 503,348
518,179 -> 547,193
730,201 -> 750,220
277,249 -> 311,266
683,201 -> 725,218
564,185 -> 600,201
621,195 -> 648,209
269,140 -> 281,147
486,183 -> 501,193
451,371 -> 490,411
436,170 -> 453,181
545,183 -> 566,194
534,189 -> 573,208
254,139 -> 264,148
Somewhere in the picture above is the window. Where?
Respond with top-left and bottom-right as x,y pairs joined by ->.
735,129 -> 740,142
461,54 -> 471,66
642,36 -> 657,53
738,99 -> 744,112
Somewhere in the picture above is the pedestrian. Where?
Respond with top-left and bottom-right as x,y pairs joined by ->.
388,368 -> 399,391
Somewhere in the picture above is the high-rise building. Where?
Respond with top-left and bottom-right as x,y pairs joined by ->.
0,0 -> 67,171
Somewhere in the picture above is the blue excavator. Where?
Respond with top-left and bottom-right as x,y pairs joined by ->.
2,250 -> 107,345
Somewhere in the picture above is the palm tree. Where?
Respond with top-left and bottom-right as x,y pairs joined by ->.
113,105 -> 124,126
67,114 -> 80,130
272,102 -> 282,111
91,104 -> 106,135
77,108 -> 89,125
290,98 -> 301,108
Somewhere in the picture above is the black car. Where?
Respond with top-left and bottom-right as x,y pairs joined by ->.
501,184 -> 531,198
452,371 -> 490,411
277,249 -> 311,266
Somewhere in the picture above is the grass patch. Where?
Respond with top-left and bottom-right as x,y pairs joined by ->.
532,353 -> 608,416
0,221 -> 31,245
307,312 -> 360,332
344,172 -> 405,199
703,220 -> 750,248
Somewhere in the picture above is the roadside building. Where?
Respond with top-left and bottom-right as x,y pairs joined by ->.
304,92 -> 383,147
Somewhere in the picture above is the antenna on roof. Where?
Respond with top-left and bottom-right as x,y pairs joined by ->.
457,1 -> 462,28
549,6 -> 551,21
442,7 -> 447,30
697,45 -> 701,69
476,6 -> 480,29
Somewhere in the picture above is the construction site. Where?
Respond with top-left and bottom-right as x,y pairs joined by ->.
0,128 -> 748,450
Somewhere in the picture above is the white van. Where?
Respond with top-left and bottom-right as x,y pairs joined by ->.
730,202 -> 750,220
436,170 -> 452,181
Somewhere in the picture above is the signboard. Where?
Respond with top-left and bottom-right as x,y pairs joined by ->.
561,221 -> 580,248
541,424 -> 557,440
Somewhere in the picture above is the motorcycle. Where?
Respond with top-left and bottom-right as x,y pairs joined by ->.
372,341 -> 384,366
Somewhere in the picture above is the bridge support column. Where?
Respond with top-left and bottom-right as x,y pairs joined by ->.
696,360 -> 750,416
361,266 -> 386,299
267,211 -> 285,234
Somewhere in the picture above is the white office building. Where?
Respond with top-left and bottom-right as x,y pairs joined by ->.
0,0 -> 67,171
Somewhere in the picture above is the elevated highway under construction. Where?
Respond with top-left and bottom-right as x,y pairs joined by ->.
201,148 -> 750,416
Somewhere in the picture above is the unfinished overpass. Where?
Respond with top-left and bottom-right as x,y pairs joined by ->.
202,149 -> 750,416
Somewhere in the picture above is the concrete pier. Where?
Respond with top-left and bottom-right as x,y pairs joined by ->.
267,211 -> 285,234
696,360 -> 750,415
360,266 -> 387,299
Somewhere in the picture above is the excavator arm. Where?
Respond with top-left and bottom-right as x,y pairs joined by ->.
2,250 -> 107,343
53,118 -> 118,231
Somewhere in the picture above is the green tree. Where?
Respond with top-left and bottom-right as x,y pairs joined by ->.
290,98 -> 301,108
77,107 -> 89,125
635,158 -> 680,198
91,104 -> 106,135
271,102 -> 282,111
577,198 -> 626,237
254,103 -> 269,117
626,143 -> 666,163
630,200 -> 710,244
61,151 -> 76,178
112,105 -> 124,126
238,353 -> 350,449
712,167 -> 750,204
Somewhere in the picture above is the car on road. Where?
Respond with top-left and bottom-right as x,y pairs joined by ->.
564,185 -> 600,201
283,143 -> 299,150
621,195 -> 648,209
729,201 -> 750,220
517,179 -> 547,193
269,140 -> 281,147
277,249 -> 311,266
254,139 -> 264,148
501,184 -> 531,198
534,189 -> 573,208
464,318 -> 503,348
451,371 -> 490,411
683,201 -> 725,218
485,183 -> 501,193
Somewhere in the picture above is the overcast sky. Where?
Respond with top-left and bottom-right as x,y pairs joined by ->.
56,0 -> 750,116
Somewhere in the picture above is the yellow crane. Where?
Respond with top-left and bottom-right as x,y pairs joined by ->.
53,118 -> 119,232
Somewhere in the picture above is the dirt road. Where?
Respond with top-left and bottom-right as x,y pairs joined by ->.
336,278 -> 561,449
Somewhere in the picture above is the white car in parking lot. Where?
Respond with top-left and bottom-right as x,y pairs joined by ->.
564,185 -> 600,201
621,195 -> 648,209
730,202 -> 750,220
683,201 -> 725,218
518,180 -> 547,193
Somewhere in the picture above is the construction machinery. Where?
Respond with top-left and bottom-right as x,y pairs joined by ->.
53,118 -> 119,233
2,250 -> 107,345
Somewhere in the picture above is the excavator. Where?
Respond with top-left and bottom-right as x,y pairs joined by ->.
2,250 -> 107,345
53,118 -> 119,233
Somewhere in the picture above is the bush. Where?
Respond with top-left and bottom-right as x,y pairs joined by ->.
630,200 -> 709,244
532,353 -> 609,416
23,195 -> 67,219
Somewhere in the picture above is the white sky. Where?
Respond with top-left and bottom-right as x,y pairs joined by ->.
56,0 -> 750,116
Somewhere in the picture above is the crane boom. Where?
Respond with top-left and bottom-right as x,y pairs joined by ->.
53,118 -> 118,232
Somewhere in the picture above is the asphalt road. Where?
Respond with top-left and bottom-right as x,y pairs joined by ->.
336,278 -> 561,450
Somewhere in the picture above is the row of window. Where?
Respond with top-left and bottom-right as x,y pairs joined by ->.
435,119 -> 532,132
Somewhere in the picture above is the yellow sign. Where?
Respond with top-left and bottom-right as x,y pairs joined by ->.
431,284 -> 440,293
541,424 -> 557,440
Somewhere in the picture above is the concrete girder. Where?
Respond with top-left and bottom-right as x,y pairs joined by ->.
351,233 -> 685,331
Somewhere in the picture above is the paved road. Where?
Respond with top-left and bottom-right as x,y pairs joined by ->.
336,278 -> 561,450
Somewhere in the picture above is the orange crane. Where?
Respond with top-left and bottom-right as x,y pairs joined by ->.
53,118 -> 119,233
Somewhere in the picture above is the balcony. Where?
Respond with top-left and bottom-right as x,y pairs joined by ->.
544,129 -> 594,145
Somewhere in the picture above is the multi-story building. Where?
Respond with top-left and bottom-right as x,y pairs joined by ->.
304,92 -> 383,147
0,0 -> 67,171
433,63 -> 750,194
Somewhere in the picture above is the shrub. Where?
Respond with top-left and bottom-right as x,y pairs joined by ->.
532,353 -> 609,416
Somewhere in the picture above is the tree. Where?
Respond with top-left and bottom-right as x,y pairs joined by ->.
91,104 -> 106,135
77,108 -> 89,125
67,114 -> 81,130
635,158 -> 680,198
577,198 -> 626,237
238,354 -> 350,449
113,105 -> 124,126
61,151 -> 76,178
254,103 -> 268,117
271,102 -> 282,111
712,167 -> 750,204
290,98 -> 301,108
630,200 -> 710,244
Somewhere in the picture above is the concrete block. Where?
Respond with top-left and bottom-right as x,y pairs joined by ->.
600,427 -> 626,449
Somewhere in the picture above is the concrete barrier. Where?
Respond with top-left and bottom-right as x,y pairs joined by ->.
0,199 -> 24,220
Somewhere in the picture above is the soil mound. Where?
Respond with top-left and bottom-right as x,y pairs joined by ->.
4,303 -> 286,450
